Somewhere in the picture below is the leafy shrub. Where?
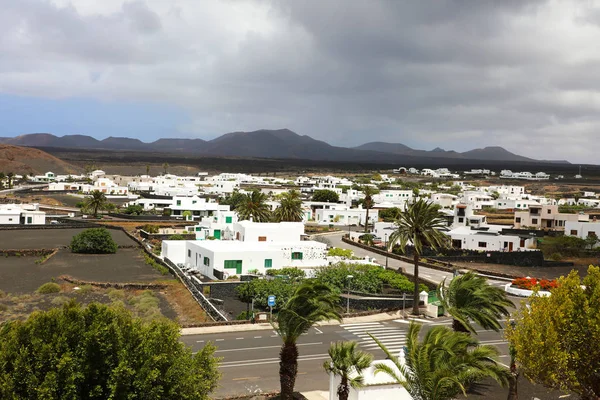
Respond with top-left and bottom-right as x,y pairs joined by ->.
236,311 -> 252,320
129,290 -> 162,320
71,228 -> 118,254
312,189 -> 339,203
265,267 -> 306,281
327,247 -> 353,258
314,262 -> 424,294
235,279 -> 297,311
549,252 -> 562,261
51,296 -> 70,306
123,204 -> 145,215
168,234 -> 186,240
75,285 -> 94,294
538,235 -> 586,258
36,282 -> 61,294
141,224 -> 159,234
107,288 -> 126,302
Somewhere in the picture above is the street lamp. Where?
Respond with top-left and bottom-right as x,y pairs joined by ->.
384,233 -> 389,269
346,275 -> 354,314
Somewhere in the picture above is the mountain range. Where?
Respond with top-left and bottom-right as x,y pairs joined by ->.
0,129 -> 568,164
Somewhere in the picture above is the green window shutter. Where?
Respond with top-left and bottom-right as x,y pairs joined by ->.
27,217 -> 32,224
292,252 -> 303,260
264,259 -> 272,268
176,200 -> 181,206
195,227 -> 201,231
214,230 -> 221,239
204,257 -> 210,266
225,216 -> 232,223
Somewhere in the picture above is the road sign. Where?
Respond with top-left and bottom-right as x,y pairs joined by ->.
268,295 -> 276,307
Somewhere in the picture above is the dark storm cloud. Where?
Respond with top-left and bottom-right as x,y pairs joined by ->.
0,0 -> 598,162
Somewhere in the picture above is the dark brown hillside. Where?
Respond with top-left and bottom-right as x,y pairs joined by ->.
0,144 -> 79,174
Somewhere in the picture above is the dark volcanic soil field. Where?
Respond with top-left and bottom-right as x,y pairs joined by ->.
0,228 -> 134,249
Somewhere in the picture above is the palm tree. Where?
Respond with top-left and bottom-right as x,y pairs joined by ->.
6,172 -> 14,189
274,280 -> 342,400
507,343 -> 519,400
145,164 -> 150,176
362,186 -> 377,233
162,162 -> 169,175
236,190 -> 272,222
437,271 -> 513,334
273,190 -> 304,222
388,199 -> 449,315
0,172 -> 5,189
83,190 -> 108,218
323,341 -> 373,400
372,322 -> 509,400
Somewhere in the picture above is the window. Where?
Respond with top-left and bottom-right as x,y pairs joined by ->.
258,236 -> 267,242
589,232 -> 597,238
176,200 -> 181,206
291,252 -> 303,260
192,200 -> 197,204
264,259 -> 272,268
520,239 -> 526,247
458,217 -> 464,223
225,216 -> 232,224
515,217 -> 521,223
532,218 -> 538,224
204,257 -> 210,266
478,242 -> 487,248
195,227 -> 201,231
547,209 -> 551,214
187,249 -> 191,257
224,260 -> 243,274
27,217 -> 32,224
570,230 -> 578,235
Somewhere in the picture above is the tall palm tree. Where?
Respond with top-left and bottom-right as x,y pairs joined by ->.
437,271 -> 513,334
83,190 -> 108,218
0,172 -> 5,189
275,280 -> 342,400
388,199 -> 449,315
323,341 -> 373,400
236,190 -> 272,222
273,190 -> 304,222
372,322 -> 509,400
6,172 -> 14,189
362,186 -> 377,233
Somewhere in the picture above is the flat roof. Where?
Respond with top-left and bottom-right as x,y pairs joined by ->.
182,240 -> 326,252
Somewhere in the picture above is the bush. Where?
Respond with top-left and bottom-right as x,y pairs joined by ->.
141,224 -> 159,234
539,235 -> 586,257
265,267 -> 306,281
107,288 -> 126,302
236,311 -> 252,320
549,252 -> 562,261
71,228 -> 118,254
51,295 -> 70,306
511,277 -> 558,291
36,282 -> 61,294
312,189 -> 339,203
327,247 -> 353,258
235,279 -> 297,311
314,262 -> 424,295
123,204 -> 144,215
168,234 -> 186,240
144,253 -> 169,275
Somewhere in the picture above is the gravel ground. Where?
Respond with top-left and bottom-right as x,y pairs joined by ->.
0,228 -> 135,249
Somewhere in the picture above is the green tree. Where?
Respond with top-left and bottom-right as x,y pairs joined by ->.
182,210 -> 193,220
312,189 -> 339,203
163,162 -> 169,175
146,164 -> 150,176
275,280 -> 342,399
373,322 -> 509,400
506,266 -> 600,399
0,172 -> 5,189
437,271 -> 513,334
7,172 -> 14,189
273,190 -> 304,222
323,341 -> 373,400
71,228 -> 118,254
82,190 -> 108,218
379,207 -> 402,222
235,281 -> 256,319
0,301 -> 220,400
236,190 -> 272,222
219,190 -> 246,211
361,186 -> 377,233
123,204 -> 144,215
388,199 -> 449,315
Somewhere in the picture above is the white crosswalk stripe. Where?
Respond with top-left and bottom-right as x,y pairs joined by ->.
340,322 -> 407,354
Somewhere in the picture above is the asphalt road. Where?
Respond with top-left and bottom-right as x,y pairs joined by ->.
184,318 -> 512,397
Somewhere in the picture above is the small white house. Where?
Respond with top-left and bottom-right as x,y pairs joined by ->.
565,220 -> 600,244
0,204 -> 46,225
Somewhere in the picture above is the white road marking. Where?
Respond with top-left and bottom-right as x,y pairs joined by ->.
236,337 -> 244,340
196,340 -> 204,343
219,353 -> 329,368
340,322 -> 382,327
314,327 -> 323,335
216,339 -> 224,342
215,342 -> 322,353
254,336 -> 262,339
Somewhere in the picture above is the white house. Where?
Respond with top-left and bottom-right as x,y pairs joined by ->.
565,220 -> 600,244
328,359 -> 411,400
32,171 -> 56,183
447,225 -> 537,252
187,211 -> 238,240
0,204 -> 46,225
315,206 -> 378,226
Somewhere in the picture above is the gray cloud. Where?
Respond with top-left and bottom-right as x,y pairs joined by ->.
0,0 -> 599,162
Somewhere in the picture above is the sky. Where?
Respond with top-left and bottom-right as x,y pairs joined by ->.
1,0 -> 599,163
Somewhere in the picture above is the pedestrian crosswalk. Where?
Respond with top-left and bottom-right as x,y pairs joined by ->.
339,322 -> 407,355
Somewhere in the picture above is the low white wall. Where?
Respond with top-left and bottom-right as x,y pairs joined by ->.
504,283 -> 551,297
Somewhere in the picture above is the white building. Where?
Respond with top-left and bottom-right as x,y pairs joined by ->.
315,207 -> 378,226
447,225 -> 537,252
565,220 -> 600,243
162,220 -> 326,278
0,204 -> 46,225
